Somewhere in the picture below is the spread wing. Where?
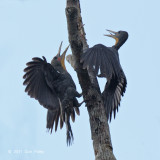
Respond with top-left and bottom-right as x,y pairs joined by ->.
23,56 -> 60,110
102,71 -> 127,121
23,56 -> 79,133
81,44 -> 127,121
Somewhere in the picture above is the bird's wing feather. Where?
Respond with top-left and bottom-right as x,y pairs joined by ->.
80,44 -> 127,121
102,71 -> 127,121
46,109 -> 63,133
81,44 -> 119,78
23,56 -> 60,110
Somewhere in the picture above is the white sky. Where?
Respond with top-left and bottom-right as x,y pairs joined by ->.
0,0 -> 160,160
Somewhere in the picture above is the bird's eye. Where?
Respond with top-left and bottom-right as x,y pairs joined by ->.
118,31 -> 121,34
54,57 -> 57,59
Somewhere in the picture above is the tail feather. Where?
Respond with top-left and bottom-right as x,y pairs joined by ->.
65,113 -> 74,146
71,109 -> 75,122
66,122 -> 74,146
74,107 -> 80,115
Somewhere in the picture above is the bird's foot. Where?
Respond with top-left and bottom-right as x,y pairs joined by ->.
76,92 -> 82,98
77,100 -> 84,107
97,73 -> 105,77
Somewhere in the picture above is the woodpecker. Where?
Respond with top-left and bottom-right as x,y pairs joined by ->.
80,30 -> 128,121
23,42 -> 82,145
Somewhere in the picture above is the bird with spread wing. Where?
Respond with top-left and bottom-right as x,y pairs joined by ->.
23,42 -> 82,145
80,30 -> 128,121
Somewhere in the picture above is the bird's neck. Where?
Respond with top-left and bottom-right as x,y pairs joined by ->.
112,42 -> 121,50
113,37 -> 128,50
56,65 -> 67,74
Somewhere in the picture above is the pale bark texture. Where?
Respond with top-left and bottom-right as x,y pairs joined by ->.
65,0 -> 116,160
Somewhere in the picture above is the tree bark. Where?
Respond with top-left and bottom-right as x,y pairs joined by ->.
65,1 -> 116,159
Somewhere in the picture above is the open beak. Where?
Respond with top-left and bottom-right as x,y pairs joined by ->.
60,45 -> 69,71
56,41 -> 63,57
104,29 -> 117,38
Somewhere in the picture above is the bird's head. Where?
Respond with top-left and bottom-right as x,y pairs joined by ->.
51,42 -> 69,71
104,30 -> 128,50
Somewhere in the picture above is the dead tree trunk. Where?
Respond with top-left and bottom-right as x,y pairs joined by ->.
65,0 -> 116,159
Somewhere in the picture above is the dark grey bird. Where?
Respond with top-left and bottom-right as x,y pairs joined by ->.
80,30 -> 128,121
23,42 -> 82,145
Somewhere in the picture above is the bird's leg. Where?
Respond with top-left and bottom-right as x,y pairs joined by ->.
73,98 -> 84,108
66,87 -> 82,99
97,73 -> 105,77
78,100 -> 84,107
78,93 -> 83,97
74,91 -> 82,98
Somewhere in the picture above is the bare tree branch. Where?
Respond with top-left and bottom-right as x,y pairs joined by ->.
66,0 -> 116,159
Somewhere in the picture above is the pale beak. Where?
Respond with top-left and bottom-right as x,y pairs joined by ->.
104,29 -> 117,38
60,45 -> 70,71
56,41 -> 63,57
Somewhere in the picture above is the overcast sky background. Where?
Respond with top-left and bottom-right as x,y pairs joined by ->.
0,0 -> 160,159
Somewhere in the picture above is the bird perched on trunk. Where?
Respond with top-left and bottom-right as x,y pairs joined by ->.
80,30 -> 128,121
23,42 -> 82,145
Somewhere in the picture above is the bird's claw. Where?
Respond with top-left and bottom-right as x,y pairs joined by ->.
77,93 -> 82,98
77,100 -> 84,107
